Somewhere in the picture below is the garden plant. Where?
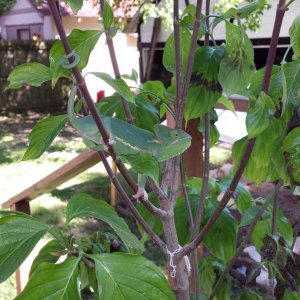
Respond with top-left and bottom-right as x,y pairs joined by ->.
1,0 -> 300,299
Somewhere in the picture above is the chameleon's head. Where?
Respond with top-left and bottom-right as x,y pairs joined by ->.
154,124 -> 191,161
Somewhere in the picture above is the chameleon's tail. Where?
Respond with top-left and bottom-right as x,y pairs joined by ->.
67,84 -> 79,127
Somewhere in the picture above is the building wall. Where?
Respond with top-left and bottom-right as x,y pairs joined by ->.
140,0 -> 300,43
0,0 -> 46,40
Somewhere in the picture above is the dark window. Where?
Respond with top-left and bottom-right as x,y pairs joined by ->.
17,28 -> 30,40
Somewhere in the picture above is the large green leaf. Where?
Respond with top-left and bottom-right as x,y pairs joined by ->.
66,193 -> 144,253
119,152 -> 159,184
29,239 -> 66,277
89,253 -> 175,300
6,63 -> 51,89
282,59 -> 300,105
198,258 -> 216,297
102,0 -> 114,31
281,127 -> 300,184
252,209 -> 293,250
283,290 -> 300,300
0,215 -> 48,283
50,29 -> 102,85
65,0 -> 83,14
185,46 -> 223,120
174,195 -> 198,244
218,22 -> 255,95
163,26 -> 191,76
16,257 -> 81,300
246,91 -> 275,138
248,65 -> 283,102
89,72 -> 135,104
23,114 -> 68,160
204,206 -> 237,262
289,15 -> 300,60
233,119 -> 286,184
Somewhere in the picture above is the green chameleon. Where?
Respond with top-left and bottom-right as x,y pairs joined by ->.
68,85 -> 191,199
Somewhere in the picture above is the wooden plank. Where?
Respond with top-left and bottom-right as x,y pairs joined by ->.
215,97 -> 249,112
1,151 -> 102,209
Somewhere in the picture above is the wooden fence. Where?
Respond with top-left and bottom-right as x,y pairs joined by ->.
0,40 -> 70,114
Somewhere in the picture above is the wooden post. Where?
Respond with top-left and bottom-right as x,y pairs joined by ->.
184,118 -> 203,177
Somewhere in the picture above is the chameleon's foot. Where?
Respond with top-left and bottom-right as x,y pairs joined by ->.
108,138 -> 116,146
133,187 -> 148,201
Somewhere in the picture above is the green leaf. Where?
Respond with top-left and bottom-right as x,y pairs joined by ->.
163,26 -> 191,76
6,63 -> 51,89
185,46 -> 223,120
246,91 -> 275,138
88,253 -> 175,300
89,72 -> 135,103
234,119 -> 286,184
120,152 -> 159,185
174,195 -> 198,244
252,209 -> 293,250
204,207 -> 237,262
23,115 -> 68,160
289,15 -> 300,60
248,65 -> 283,102
102,0 -> 114,31
240,290 -> 263,300
16,257 -> 81,300
219,180 -> 253,214
29,239 -> 66,277
281,127 -> 300,184
199,258 -> 216,297
50,29 -> 103,85
282,59 -> 300,105
218,22 -> 255,95
64,0 -> 83,14
217,95 -> 236,112
66,193 -> 144,253
282,290 -> 300,300
0,215 -> 48,283
240,206 -> 261,227
237,0 -> 266,18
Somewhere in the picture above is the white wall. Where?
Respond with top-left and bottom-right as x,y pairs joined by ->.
140,0 -> 300,43
83,33 -> 140,100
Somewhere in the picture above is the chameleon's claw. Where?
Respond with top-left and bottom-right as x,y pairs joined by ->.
133,187 -> 148,201
103,144 -> 109,151
108,138 -> 116,146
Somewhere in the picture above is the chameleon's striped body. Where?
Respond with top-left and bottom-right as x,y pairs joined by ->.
67,86 -> 191,161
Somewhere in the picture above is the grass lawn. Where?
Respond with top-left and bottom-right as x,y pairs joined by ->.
0,114 -> 231,299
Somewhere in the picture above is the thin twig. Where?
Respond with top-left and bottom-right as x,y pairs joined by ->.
178,0 -> 288,259
47,0 -> 167,251
180,157 -> 194,230
99,0 -> 134,124
209,181 -> 283,299
173,0 -> 182,118
271,191 -> 278,235
176,0 -> 204,128
192,2 -> 211,299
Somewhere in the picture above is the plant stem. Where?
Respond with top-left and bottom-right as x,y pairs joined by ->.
180,157 -> 194,230
176,0 -> 204,128
47,0 -> 167,250
99,0 -> 134,124
98,151 -> 168,253
209,181 -> 283,299
285,0 -> 295,8
178,0 -> 287,259
173,0 -> 182,120
271,190 -> 278,235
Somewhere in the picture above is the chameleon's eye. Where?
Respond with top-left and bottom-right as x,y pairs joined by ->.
170,131 -> 179,139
